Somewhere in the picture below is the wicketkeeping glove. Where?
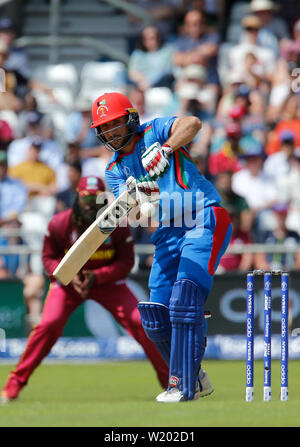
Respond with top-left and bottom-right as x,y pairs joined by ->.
141,142 -> 173,180
126,175 -> 160,207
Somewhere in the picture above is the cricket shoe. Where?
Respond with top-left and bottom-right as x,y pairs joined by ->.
156,370 -> 214,403
156,387 -> 185,403
196,370 -> 214,398
1,377 -> 23,403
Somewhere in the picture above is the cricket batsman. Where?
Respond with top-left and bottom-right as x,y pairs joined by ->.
90,92 -> 232,402
1,176 -> 169,402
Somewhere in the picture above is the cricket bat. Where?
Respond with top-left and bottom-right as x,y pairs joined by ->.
53,190 -> 136,286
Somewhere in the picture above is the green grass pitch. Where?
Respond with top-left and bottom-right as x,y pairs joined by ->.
0,359 -> 299,427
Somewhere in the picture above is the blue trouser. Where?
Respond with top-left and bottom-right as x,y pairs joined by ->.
149,205 -> 232,304
139,205 -> 232,399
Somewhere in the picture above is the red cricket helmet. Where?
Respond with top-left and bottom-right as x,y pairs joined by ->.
91,92 -> 140,152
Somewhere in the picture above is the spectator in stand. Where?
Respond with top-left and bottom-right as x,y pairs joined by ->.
279,93 -> 300,121
183,0 -> 225,33
7,111 -> 64,174
246,1 -> 279,57
0,150 -> 27,222
17,91 -> 55,140
128,25 -> 174,91
233,83 -> 265,119
250,0 -> 290,43
126,0 -> 184,50
264,130 -> 295,181
128,87 -> 157,123
216,210 -> 253,273
8,136 -> 56,217
277,147 -> 300,237
0,119 -> 13,151
215,170 -> 253,233
65,94 -> 100,156
231,136 -> 278,240
0,39 -> 22,112
55,141 -> 82,193
0,20 -> 56,107
208,121 -> 244,177
215,85 -> 266,145
166,64 -> 216,118
265,94 -> 300,155
239,50 -> 271,95
65,95 -> 110,182
280,18 -> 300,71
0,150 -> 27,278
55,140 -> 108,194
253,203 -> 300,271
172,9 -> 220,93
228,15 -> 276,84
189,149 -> 210,178
0,217 -> 24,279
55,159 -> 82,213
188,124 -> 213,162
267,20 -> 300,124
0,17 -> 31,81
216,71 -> 246,114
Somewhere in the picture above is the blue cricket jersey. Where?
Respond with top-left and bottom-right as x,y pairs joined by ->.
105,117 -> 221,228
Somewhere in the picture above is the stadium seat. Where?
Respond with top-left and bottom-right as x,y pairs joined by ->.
80,61 -> 127,92
32,64 -> 79,92
217,42 -> 234,86
145,88 -> 174,117
49,109 -> 69,137
0,111 -> 19,135
52,87 -> 75,111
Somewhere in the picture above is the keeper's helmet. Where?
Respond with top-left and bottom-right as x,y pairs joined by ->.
91,92 -> 140,152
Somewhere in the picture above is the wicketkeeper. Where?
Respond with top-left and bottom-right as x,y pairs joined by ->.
1,176 -> 169,402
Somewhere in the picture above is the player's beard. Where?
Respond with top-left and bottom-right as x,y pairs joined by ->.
81,205 -> 98,225
73,195 -> 109,229
110,134 -> 129,151
73,197 -> 98,228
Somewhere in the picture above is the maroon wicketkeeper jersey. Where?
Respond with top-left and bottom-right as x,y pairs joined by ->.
42,209 -> 135,287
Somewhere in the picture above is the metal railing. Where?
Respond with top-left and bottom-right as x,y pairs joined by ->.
132,244 -> 300,255
102,0 -> 152,24
14,35 -> 131,65
14,0 -> 152,65
0,226 -> 299,277
0,229 -> 300,256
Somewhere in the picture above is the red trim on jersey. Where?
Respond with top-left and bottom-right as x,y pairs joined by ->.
136,124 -> 152,142
208,206 -> 232,275
107,160 -> 119,171
174,150 -> 189,190
178,147 -> 193,161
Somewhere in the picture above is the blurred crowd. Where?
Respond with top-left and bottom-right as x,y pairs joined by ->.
0,0 -> 300,325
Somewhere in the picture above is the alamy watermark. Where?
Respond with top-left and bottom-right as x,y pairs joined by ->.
291,68 -> 300,93
0,328 -> 6,353
96,189 -> 206,238
0,68 -> 5,92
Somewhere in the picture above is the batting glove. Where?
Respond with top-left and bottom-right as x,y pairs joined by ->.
141,142 -> 173,180
126,175 -> 160,207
